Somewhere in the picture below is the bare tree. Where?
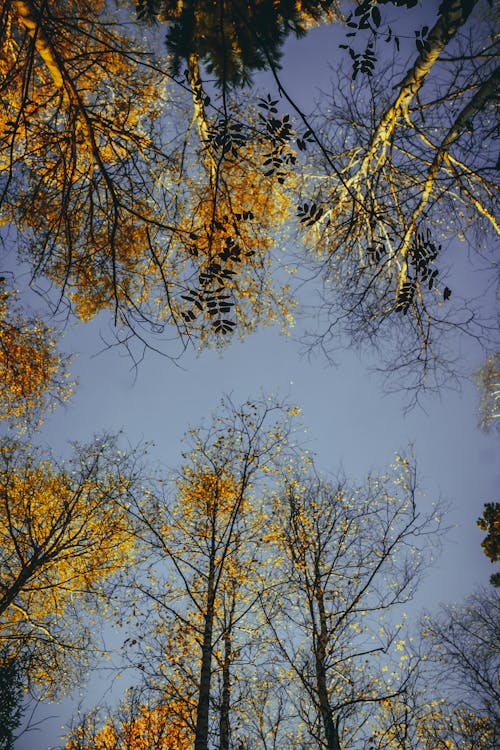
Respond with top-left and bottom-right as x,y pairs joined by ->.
422,587 -> 500,725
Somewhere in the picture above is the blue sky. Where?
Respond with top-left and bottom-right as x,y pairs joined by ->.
5,2 -> 499,747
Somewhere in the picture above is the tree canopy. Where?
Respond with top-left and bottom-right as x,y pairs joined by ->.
139,0 -> 340,86
1,0 -> 497,397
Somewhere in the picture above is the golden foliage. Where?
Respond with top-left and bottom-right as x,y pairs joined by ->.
0,285 -> 73,428
65,694 -> 194,750
173,122 -> 295,342
177,469 -> 241,521
1,2 -> 297,349
1,0 -> 172,329
415,705 -> 496,750
0,436 -> 137,694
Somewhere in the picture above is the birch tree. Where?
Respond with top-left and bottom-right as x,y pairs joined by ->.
297,0 -> 499,397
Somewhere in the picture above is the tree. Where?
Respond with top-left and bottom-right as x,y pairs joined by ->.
0,651 -> 25,750
366,689 -> 497,750
477,502 -> 500,586
111,445 -> 446,750
138,0 -> 339,87
294,0 -> 499,398
421,587 -> 500,747
65,441 -> 460,750
1,1 -> 302,355
475,353 -> 500,433
3,1 -> 496,396
121,396 -> 297,750
1,0 -> 181,348
260,455 -> 443,749
0,280 -> 72,430
0,434 -> 141,696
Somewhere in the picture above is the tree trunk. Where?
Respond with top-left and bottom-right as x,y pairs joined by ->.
330,0 -> 478,208
402,65 -> 500,243
396,64 -> 500,289
219,630 -> 232,750
314,581 -> 341,750
194,561 -> 216,750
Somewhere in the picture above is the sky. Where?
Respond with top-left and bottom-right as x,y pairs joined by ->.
4,2 -> 499,748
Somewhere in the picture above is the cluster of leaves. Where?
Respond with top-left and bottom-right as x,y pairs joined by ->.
346,0 -> 418,32
65,687 -> 193,750
205,118 -> 246,158
258,95 -> 296,184
0,283 -> 73,430
346,40 -> 377,79
477,502 -> 500,586
341,0 -> 422,76
180,213 -> 258,335
395,230 -> 451,314
297,201 -> 324,227
0,435 -> 141,697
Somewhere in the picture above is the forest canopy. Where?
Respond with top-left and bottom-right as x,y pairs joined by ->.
0,0 -> 498,401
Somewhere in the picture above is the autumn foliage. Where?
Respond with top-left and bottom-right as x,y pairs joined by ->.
0,1 -> 497,746
0,436 -> 139,695
0,285 -> 72,428
65,692 -> 193,750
